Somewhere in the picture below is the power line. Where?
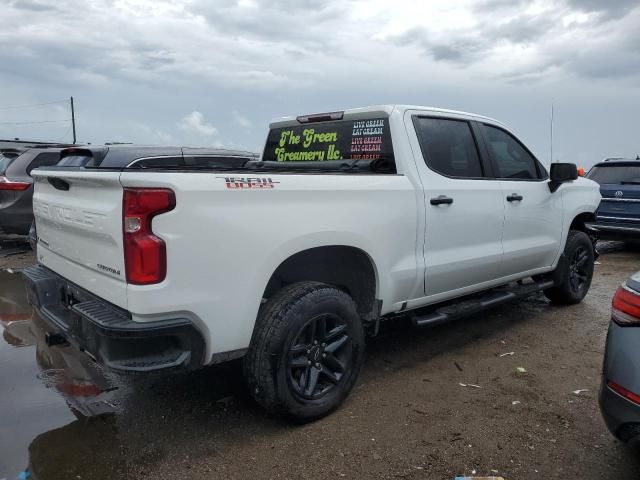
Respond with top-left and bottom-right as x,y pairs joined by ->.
0,99 -> 69,110
58,122 -> 73,143
0,119 -> 71,125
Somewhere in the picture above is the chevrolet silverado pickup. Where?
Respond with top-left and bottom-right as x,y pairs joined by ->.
23,105 -> 601,421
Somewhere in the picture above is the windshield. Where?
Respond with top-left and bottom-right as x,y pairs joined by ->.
0,154 -> 13,174
587,164 -> 640,184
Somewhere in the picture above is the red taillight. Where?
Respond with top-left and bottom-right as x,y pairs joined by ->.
0,176 -> 30,191
612,286 -> 640,326
123,188 -> 175,285
607,380 -> 640,406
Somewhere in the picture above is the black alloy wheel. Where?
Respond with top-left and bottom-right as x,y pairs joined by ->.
287,313 -> 352,400
568,245 -> 590,294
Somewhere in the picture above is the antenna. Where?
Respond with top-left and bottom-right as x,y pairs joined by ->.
70,96 -> 76,144
550,102 -> 554,163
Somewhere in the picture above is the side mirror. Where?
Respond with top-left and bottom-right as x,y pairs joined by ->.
549,162 -> 578,193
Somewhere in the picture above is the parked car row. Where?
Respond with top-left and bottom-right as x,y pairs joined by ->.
0,145 -> 258,236
22,105 -> 601,422
0,147 -> 68,235
4,108 -> 639,438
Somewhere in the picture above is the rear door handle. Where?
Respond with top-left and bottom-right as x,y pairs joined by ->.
506,193 -> 523,202
430,195 -> 454,206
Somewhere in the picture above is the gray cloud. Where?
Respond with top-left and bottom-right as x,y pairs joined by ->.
566,0 -> 639,18
0,0 -> 639,166
389,0 -> 640,82
9,0 -> 58,11
189,0 -> 357,53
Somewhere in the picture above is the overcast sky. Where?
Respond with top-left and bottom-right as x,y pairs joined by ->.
1,0 -> 639,166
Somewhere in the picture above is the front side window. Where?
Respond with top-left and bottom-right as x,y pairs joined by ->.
413,117 -> 483,178
481,125 -> 540,180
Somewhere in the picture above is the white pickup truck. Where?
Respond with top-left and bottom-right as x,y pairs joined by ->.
24,105 -> 601,421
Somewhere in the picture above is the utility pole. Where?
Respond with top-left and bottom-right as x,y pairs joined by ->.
70,96 -> 76,144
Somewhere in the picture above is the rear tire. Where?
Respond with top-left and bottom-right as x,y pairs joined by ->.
544,230 -> 594,305
244,281 -> 365,422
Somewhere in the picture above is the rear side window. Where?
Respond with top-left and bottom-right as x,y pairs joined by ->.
183,156 -> 253,169
128,156 -> 184,169
481,125 -> 540,180
27,152 -> 60,175
128,156 -> 254,169
413,117 -> 483,178
262,118 -> 395,173
587,165 -> 640,184
57,155 -> 97,167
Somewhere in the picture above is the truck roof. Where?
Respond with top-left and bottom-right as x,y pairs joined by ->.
269,105 -> 507,128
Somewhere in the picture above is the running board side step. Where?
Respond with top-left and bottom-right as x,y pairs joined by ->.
411,279 -> 554,328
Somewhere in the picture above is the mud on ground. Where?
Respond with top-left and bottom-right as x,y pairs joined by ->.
1,245 -> 639,479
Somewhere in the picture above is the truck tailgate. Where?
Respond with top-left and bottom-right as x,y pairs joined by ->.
31,170 -> 128,309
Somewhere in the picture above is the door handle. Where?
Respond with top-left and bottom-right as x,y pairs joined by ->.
430,195 -> 454,206
506,193 -> 523,202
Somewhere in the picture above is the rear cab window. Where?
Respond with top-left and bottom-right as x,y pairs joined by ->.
587,164 -> 640,185
262,114 -> 396,173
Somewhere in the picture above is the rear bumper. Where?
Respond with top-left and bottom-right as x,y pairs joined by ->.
599,321 -> 640,442
22,264 -> 205,373
599,379 -> 640,443
587,221 -> 640,242
0,187 -> 34,235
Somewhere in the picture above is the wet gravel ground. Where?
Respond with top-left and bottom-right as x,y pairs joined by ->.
1,244 -> 639,479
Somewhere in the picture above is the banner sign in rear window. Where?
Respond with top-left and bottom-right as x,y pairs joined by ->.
262,118 -> 395,172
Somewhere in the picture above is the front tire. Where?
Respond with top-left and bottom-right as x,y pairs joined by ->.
244,281 -> 365,422
544,230 -> 594,305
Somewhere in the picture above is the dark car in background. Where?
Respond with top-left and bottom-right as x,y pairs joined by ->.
0,148 -> 23,160
0,147 -> 68,235
2,145 -> 259,239
0,153 -> 14,176
600,271 -> 640,445
587,158 -> 640,243
53,145 -> 259,169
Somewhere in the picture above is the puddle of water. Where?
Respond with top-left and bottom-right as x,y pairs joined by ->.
0,271 -> 122,479
0,269 -> 252,480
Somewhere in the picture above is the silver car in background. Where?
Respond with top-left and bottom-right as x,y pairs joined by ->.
600,271 -> 640,444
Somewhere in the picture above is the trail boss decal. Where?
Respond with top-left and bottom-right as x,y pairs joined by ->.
218,177 -> 280,189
